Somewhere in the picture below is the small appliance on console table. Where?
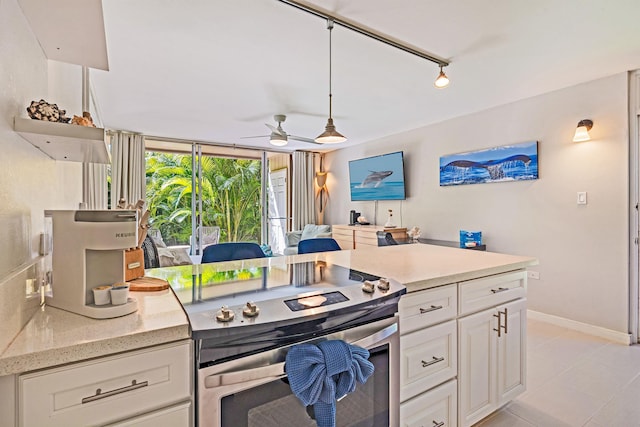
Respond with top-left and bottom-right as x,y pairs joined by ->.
45,210 -> 139,319
149,259 -> 406,427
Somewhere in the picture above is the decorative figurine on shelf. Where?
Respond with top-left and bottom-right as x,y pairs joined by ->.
26,99 -> 71,123
357,215 -> 370,225
407,226 -> 421,243
384,209 -> 395,227
71,111 -> 96,127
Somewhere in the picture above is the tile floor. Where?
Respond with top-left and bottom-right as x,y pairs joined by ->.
476,319 -> 640,427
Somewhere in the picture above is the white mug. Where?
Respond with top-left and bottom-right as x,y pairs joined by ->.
93,285 -> 112,306
110,283 -> 130,305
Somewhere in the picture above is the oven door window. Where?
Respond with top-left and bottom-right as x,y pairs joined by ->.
220,344 -> 389,427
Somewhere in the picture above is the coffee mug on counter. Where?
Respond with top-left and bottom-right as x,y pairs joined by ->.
110,283 -> 130,305
93,285 -> 112,306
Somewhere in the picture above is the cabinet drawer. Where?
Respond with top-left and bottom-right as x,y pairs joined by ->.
400,320 -> 457,402
354,232 -> 378,247
400,379 -> 457,427
106,401 -> 191,427
400,284 -> 457,333
459,270 -> 526,315
334,238 -> 354,250
19,340 -> 191,427
331,227 -> 353,238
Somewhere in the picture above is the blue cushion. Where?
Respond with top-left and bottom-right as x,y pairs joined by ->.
202,242 -> 266,263
297,238 -> 341,254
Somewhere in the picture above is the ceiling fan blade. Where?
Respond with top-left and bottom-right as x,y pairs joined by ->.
265,123 -> 285,136
289,135 -> 322,144
240,135 -> 270,139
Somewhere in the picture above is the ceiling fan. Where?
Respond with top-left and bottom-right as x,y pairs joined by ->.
242,114 -> 319,146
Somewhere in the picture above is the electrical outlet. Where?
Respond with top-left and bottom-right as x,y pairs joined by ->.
527,270 -> 540,280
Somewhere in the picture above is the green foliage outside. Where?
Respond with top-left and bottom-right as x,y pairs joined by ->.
145,152 -> 262,246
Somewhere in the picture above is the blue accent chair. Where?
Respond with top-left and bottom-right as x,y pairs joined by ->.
201,242 -> 266,263
297,238 -> 341,254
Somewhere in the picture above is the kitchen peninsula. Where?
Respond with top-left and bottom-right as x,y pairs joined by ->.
0,243 -> 536,426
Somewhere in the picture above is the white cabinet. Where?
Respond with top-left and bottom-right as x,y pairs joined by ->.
399,269 -> 527,427
400,284 -> 457,334
458,270 -> 526,316
400,379 -> 457,427
458,298 -> 527,427
106,401 -> 191,426
19,340 -> 192,427
400,320 -> 457,402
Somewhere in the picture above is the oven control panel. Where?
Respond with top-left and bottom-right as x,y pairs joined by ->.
184,274 -> 406,335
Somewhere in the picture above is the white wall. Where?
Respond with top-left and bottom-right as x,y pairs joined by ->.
325,73 -> 629,334
0,0 -> 82,341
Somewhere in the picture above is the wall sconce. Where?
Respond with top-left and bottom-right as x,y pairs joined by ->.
315,171 -> 327,188
316,171 -> 329,213
573,119 -> 593,142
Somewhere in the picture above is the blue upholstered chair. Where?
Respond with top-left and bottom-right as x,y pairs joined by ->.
297,238 -> 341,254
201,242 -> 266,263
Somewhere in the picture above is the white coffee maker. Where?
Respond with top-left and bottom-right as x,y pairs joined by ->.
45,210 -> 139,319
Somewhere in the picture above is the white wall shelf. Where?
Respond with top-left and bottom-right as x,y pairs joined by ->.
14,117 -> 110,164
17,0 -> 109,71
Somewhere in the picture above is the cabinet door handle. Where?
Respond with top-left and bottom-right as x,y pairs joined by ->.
419,305 -> 443,314
81,379 -> 148,404
491,287 -> 509,294
432,421 -> 445,427
493,312 -> 502,337
493,308 -> 508,337
502,307 -> 508,334
421,356 -> 445,367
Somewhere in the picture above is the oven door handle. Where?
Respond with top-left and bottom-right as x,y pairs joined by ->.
204,322 -> 398,388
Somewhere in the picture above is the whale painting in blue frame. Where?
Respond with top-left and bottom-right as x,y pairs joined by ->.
439,141 -> 538,186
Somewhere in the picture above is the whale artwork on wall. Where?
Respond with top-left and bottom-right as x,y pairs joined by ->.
349,151 -> 406,201
439,141 -> 538,186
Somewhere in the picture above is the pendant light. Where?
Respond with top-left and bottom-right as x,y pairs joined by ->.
315,19 -> 346,144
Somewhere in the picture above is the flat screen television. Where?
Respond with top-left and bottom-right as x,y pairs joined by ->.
348,151 -> 406,201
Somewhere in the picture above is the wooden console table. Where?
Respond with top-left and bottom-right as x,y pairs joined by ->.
332,224 -> 407,250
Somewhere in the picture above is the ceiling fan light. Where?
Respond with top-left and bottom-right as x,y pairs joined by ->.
269,133 -> 288,146
434,66 -> 450,89
315,118 -> 346,143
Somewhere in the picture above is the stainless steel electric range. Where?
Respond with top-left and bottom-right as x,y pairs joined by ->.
155,258 -> 406,427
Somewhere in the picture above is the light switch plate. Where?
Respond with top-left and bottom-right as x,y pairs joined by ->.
577,191 -> 587,205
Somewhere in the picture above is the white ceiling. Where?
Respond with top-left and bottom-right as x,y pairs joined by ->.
87,0 -> 640,152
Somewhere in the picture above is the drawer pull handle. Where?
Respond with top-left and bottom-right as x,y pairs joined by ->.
419,305 -> 443,314
491,287 -> 509,294
421,356 -> 445,367
81,379 -> 148,404
433,421 -> 445,427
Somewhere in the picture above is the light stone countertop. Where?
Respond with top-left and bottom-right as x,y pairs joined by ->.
0,288 -> 190,376
0,243 -> 536,377
321,243 -> 538,292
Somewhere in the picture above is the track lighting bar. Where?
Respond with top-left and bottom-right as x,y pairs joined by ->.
275,0 -> 449,67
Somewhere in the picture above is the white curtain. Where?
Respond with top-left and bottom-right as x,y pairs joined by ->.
82,163 -> 108,209
292,151 -> 316,230
110,132 -> 146,208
